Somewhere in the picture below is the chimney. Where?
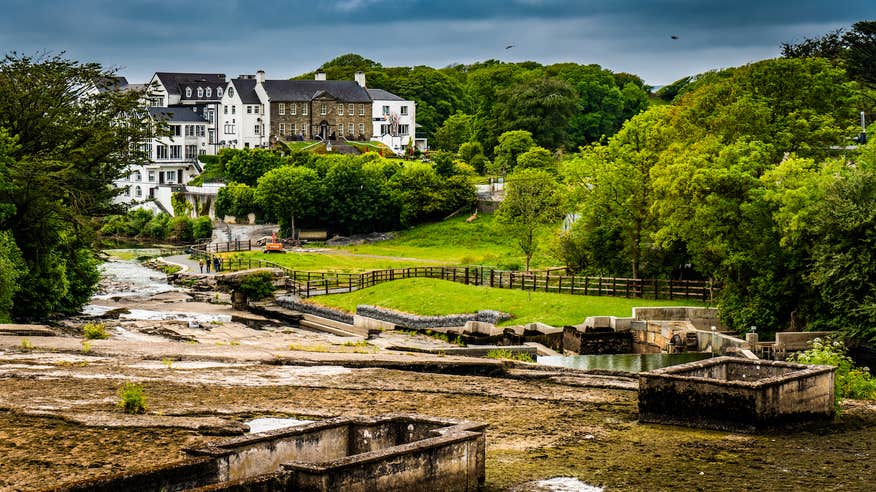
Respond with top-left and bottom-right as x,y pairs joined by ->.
315,69 -> 326,81
354,71 -> 366,88
256,70 -> 265,84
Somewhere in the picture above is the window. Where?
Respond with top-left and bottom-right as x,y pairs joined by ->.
135,186 -> 142,197
382,105 -> 390,116
302,104 -> 308,116
206,87 -> 212,98
337,124 -> 343,137
208,129 -> 215,144
232,106 -> 236,115
224,123 -> 235,134
358,123 -> 364,135
400,105 -> 408,116
228,86 -> 234,97
148,171 -> 155,182
399,124 -> 410,135
132,170 -> 141,182
320,103 -> 327,116
348,123 -> 354,134
359,104 -> 365,116
170,145 -> 182,159
254,124 -> 260,135
290,103 -> 297,115
197,87 -> 204,98
185,145 -> 197,159
185,125 -> 195,137
217,87 -> 223,97
348,103 -> 354,115
156,145 -> 168,159
279,103 -> 285,115
291,123 -> 296,133
207,109 -> 214,123
380,124 -> 389,135
196,125 -> 205,137
279,123 -> 285,135
165,171 -> 176,183
185,87 -> 192,98
199,149 -> 206,156
254,106 -> 259,114
338,104 -> 344,116
124,187 -> 130,197
171,125 -> 181,136
224,106 -> 228,114
247,106 -> 252,114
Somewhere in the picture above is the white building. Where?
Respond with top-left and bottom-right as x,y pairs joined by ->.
219,75 -> 267,149
114,72 -> 225,213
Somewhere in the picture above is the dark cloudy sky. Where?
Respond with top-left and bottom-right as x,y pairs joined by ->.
1,0 -> 874,85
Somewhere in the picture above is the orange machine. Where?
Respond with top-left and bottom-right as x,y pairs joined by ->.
263,232 -> 285,253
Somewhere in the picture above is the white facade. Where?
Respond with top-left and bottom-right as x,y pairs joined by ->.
368,89 -> 417,155
219,76 -> 267,149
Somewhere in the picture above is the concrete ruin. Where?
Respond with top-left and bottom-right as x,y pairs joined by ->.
58,414 -> 486,492
638,357 -> 836,431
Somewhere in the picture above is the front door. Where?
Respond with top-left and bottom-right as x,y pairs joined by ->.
319,121 -> 328,140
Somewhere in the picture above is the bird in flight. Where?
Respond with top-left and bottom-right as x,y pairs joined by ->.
670,35 -> 679,40
505,44 -> 515,49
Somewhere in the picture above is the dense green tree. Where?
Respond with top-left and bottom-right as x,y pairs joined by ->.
497,168 -> 562,271
492,77 -> 577,150
223,149 -> 284,186
432,112 -> 478,151
323,157 -> 395,235
491,130 -> 536,175
0,53 -> 152,319
516,147 -> 555,171
216,183 -> 259,220
255,166 -> 321,237
0,230 -> 24,322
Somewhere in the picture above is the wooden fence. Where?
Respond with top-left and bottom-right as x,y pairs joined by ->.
206,259 -> 714,302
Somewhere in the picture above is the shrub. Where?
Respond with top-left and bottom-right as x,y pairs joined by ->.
237,272 -> 276,301
117,382 -> 147,414
789,337 -> 876,401
82,322 -> 109,340
192,216 -> 213,240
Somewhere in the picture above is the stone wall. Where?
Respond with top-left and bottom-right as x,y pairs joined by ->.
355,305 -> 510,330
563,326 -> 634,354
638,357 -> 835,431
275,296 -> 354,325
271,99 -> 372,141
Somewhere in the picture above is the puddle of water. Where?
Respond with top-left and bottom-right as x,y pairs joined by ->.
533,477 -> 603,492
538,352 -> 712,372
245,417 -> 312,434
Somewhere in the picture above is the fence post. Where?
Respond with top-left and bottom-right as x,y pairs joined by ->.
490,269 -> 494,288
545,271 -> 550,292
669,279 -> 674,300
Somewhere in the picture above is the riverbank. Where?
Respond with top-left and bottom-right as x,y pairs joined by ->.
0,257 -> 874,491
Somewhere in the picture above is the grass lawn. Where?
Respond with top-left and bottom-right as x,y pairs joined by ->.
314,277 -> 703,327
338,214 -> 561,269
226,250 -> 439,273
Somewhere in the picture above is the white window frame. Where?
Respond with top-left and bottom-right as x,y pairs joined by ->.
206,87 -> 212,98
337,124 -> 343,137
156,145 -> 168,159
302,104 -> 308,116
185,87 -> 192,98
338,104 -> 344,116
320,103 -> 327,116
279,103 -> 285,115
348,123 -> 354,134
279,123 -> 285,135
247,106 -> 252,114
197,87 -> 204,98
359,104 -> 365,116
348,103 -> 354,115
400,105 -> 408,116
217,87 -> 223,97
170,145 -> 182,159
358,123 -> 364,135
382,105 -> 390,116
254,124 -> 260,135
290,103 -> 297,116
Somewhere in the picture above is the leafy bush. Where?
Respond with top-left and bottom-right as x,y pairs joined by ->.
237,272 -> 276,301
789,337 -> 876,401
82,322 -> 109,340
117,382 -> 147,414
192,216 -> 213,240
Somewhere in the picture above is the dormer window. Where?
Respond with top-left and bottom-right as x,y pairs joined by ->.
206,87 -> 212,98
228,86 -> 235,97
197,87 -> 204,98
217,87 -> 223,97
185,87 -> 192,98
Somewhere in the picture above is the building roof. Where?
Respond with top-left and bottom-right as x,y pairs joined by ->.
155,72 -> 226,100
148,105 -> 209,123
231,78 -> 261,104
367,88 -> 407,102
262,80 -> 371,103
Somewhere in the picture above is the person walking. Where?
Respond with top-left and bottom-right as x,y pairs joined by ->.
213,256 -> 220,273
198,258 -> 204,273
205,257 -> 211,273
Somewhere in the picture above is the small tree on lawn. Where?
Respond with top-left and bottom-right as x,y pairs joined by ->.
497,168 -> 562,271
255,165 -> 320,239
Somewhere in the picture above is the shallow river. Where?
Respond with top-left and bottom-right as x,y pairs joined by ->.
538,352 -> 712,372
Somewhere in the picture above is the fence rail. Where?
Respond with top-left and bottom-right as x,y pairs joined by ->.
217,261 -> 714,302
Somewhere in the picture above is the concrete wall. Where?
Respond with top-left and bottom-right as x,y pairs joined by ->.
355,305 -> 511,330
632,307 -> 726,331
774,331 -> 833,352
638,357 -> 835,431
563,326 -> 633,355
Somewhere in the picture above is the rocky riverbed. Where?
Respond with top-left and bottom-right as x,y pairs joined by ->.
0,256 -> 874,491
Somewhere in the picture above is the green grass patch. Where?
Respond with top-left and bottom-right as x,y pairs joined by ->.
486,349 -> 535,363
314,277 -> 702,327
338,214 -> 560,269
228,250 -> 436,273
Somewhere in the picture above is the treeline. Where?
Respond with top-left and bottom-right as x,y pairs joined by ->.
100,210 -> 213,242
553,50 -> 876,341
207,149 -> 477,236
296,54 -> 651,156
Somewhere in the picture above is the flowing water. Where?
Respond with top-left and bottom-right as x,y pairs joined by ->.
91,257 -> 180,299
244,418 -> 312,434
538,352 -> 712,372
